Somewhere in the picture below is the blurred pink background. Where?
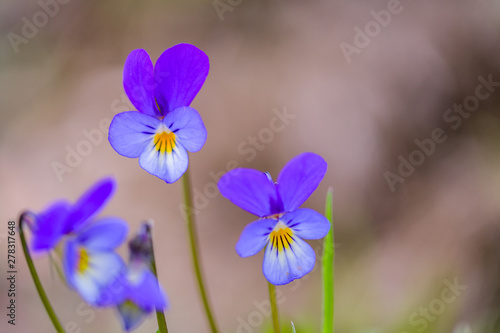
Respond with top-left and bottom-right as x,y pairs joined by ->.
1,0 -> 500,332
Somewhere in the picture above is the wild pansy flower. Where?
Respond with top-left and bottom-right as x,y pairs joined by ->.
116,224 -> 168,331
109,44 -> 209,183
41,178 -> 129,306
218,152 -> 330,285
30,177 -> 116,252
28,177 -> 128,306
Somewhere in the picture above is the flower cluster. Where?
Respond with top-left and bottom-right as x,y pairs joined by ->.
108,43 -> 331,287
22,43 -> 332,333
28,177 -> 167,330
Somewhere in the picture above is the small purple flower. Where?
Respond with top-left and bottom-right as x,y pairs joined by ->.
109,44 -> 209,183
116,224 -> 168,331
218,152 -> 330,285
29,178 -> 129,305
31,177 -> 116,252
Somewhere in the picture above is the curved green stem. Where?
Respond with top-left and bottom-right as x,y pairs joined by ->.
268,282 -> 281,333
182,167 -> 219,333
19,213 -> 64,333
148,224 -> 169,333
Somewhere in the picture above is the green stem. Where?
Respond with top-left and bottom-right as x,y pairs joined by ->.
268,282 -> 281,333
321,188 -> 335,333
147,224 -> 169,333
19,213 -> 64,333
182,167 -> 219,333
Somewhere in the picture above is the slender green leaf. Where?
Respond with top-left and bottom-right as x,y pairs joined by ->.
321,187 -> 334,333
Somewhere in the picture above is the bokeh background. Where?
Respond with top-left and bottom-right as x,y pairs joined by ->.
1,0 -> 500,332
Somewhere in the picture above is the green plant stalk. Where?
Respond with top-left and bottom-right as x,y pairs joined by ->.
149,226 -> 169,333
19,213 -> 64,333
268,282 -> 281,333
321,187 -> 334,333
182,167 -> 219,333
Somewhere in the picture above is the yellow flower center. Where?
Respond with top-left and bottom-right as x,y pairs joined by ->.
77,248 -> 90,273
154,131 -> 176,154
269,222 -> 294,252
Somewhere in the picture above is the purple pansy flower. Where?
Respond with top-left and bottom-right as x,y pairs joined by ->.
116,224 -> 168,331
29,178 -> 129,306
108,44 -> 209,183
218,152 -> 330,285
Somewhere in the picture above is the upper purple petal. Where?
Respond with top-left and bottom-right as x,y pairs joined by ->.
218,168 -> 282,217
162,106 -> 207,152
123,49 -> 161,117
64,178 -> 116,233
31,200 -> 71,252
77,217 -> 129,251
109,111 -> 162,158
154,44 -> 209,113
277,153 -> 327,212
236,218 -> 277,257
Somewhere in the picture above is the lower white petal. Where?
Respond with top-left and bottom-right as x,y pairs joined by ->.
262,222 -> 316,285
138,124 -> 188,183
